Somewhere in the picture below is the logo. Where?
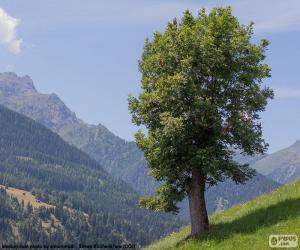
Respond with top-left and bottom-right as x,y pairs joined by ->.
269,235 -> 298,248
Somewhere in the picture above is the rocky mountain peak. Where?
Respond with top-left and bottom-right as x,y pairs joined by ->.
0,72 -> 78,132
0,72 -> 37,95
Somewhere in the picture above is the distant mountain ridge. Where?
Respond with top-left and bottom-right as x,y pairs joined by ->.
0,72 -> 282,222
252,140 -> 300,184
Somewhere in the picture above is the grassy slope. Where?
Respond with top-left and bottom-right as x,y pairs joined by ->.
0,185 -> 54,209
146,179 -> 300,250
0,185 -> 88,216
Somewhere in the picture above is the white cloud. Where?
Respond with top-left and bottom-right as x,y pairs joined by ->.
0,7 -> 22,54
274,86 -> 300,99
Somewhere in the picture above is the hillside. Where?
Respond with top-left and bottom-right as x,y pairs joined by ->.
59,122 -> 153,194
0,104 -> 182,246
0,187 -> 56,243
0,72 -> 281,222
252,140 -> 300,184
0,72 -> 156,195
146,178 -> 300,250
0,185 -> 54,209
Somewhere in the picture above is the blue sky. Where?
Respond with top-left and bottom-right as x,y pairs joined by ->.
0,0 -> 299,153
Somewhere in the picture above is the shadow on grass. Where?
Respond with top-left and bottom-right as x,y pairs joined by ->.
194,197 -> 300,243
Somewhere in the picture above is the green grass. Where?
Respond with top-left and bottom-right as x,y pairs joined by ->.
146,179 -> 300,250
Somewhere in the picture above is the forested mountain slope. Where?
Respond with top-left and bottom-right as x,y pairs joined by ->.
0,104 -> 182,246
0,186 -> 79,244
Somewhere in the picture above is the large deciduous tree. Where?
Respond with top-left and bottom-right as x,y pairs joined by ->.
128,7 -> 273,237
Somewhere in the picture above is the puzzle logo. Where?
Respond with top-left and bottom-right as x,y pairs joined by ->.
269,235 -> 298,248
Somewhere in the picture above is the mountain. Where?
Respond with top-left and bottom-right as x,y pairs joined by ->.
0,104 -> 182,246
59,123 -> 154,194
0,72 -> 77,131
146,178 -> 300,250
0,72 -> 280,222
251,140 -> 300,184
0,72 -> 156,196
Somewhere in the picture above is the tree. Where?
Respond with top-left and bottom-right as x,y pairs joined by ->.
128,7 -> 273,237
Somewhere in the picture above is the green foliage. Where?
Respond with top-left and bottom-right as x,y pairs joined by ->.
0,105 -> 182,246
146,178 -> 300,250
128,7 -> 273,212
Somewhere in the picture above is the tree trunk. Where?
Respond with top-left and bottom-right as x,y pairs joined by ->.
187,169 -> 209,237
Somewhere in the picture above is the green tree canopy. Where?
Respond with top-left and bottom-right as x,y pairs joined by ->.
128,7 -> 273,237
